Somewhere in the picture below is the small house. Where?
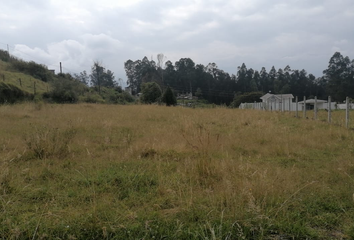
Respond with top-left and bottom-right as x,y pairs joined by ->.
260,93 -> 294,103
298,99 -> 328,110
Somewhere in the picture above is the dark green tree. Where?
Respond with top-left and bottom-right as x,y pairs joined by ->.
162,86 -> 177,106
236,63 -> 248,92
230,92 -> 263,108
90,61 -> 116,92
259,67 -> 269,93
323,52 -> 353,101
268,66 -> 277,93
140,82 -> 162,104
73,71 -> 89,85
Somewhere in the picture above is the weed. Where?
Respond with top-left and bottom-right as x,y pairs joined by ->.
120,127 -> 134,147
0,164 -> 12,194
23,125 -> 76,160
140,148 -> 157,158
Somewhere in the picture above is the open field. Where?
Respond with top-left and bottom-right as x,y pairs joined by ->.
1,103 -> 354,239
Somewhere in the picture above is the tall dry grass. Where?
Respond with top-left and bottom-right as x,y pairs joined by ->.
0,103 -> 354,239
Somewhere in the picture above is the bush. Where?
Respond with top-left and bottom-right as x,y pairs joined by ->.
48,77 -> 87,103
79,92 -> 105,103
0,50 -> 10,62
230,91 -> 263,108
0,82 -> 33,103
140,82 -> 162,104
11,60 -> 53,82
162,87 -> 177,106
23,126 -> 76,160
108,91 -> 135,104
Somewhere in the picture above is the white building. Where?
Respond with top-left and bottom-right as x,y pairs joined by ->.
260,93 -> 294,111
240,94 -> 336,111
298,99 -> 329,110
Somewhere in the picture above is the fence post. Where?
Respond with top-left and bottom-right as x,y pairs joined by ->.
328,96 -> 331,123
296,96 -> 298,118
19,78 -> 22,87
303,96 -> 306,118
346,96 -> 349,129
289,98 -> 291,112
314,96 -> 317,120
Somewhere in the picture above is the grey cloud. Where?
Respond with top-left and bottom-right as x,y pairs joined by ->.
2,0 -> 354,82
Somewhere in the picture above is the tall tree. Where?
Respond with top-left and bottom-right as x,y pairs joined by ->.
157,53 -> 167,89
259,67 -> 269,93
162,86 -> 177,106
90,61 -> 116,93
73,71 -> 89,85
268,66 -> 277,93
125,59 -> 142,94
323,52 -> 353,101
175,58 -> 196,93
236,63 -> 248,92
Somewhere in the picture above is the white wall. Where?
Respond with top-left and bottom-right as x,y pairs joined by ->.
239,102 -> 337,111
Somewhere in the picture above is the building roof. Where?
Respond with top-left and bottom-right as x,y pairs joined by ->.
298,99 -> 327,104
260,93 -> 294,101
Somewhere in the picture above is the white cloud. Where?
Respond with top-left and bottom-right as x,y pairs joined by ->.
1,0 -> 354,81
12,34 -> 130,80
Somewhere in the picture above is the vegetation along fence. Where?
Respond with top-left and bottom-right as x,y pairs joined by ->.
239,96 -> 353,129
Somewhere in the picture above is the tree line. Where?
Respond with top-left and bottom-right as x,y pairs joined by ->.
125,52 -> 354,105
1,48 -> 353,106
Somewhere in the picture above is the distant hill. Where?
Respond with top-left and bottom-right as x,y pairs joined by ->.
0,60 -> 49,94
0,55 -> 50,103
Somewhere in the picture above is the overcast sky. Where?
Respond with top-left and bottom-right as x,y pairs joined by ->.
1,0 -> 353,86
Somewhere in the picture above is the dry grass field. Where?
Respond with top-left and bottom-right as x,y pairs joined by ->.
1,103 -> 354,239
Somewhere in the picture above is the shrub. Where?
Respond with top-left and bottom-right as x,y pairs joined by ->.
0,82 -> 32,103
230,91 -> 263,107
162,86 -> 177,106
79,91 -> 105,103
49,77 -> 87,103
23,126 -> 76,160
140,82 -> 162,104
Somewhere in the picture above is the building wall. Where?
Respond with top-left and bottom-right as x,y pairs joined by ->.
239,102 -> 337,111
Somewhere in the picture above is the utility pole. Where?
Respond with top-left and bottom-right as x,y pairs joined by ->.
7,44 -> 10,62
314,96 -> 318,120
346,97 -> 349,129
60,62 -> 62,74
303,96 -> 307,118
328,96 -> 331,123
190,79 -> 193,106
97,65 -> 101,95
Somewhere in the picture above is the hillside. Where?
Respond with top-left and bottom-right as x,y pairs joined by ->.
0,60 -> 49,98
